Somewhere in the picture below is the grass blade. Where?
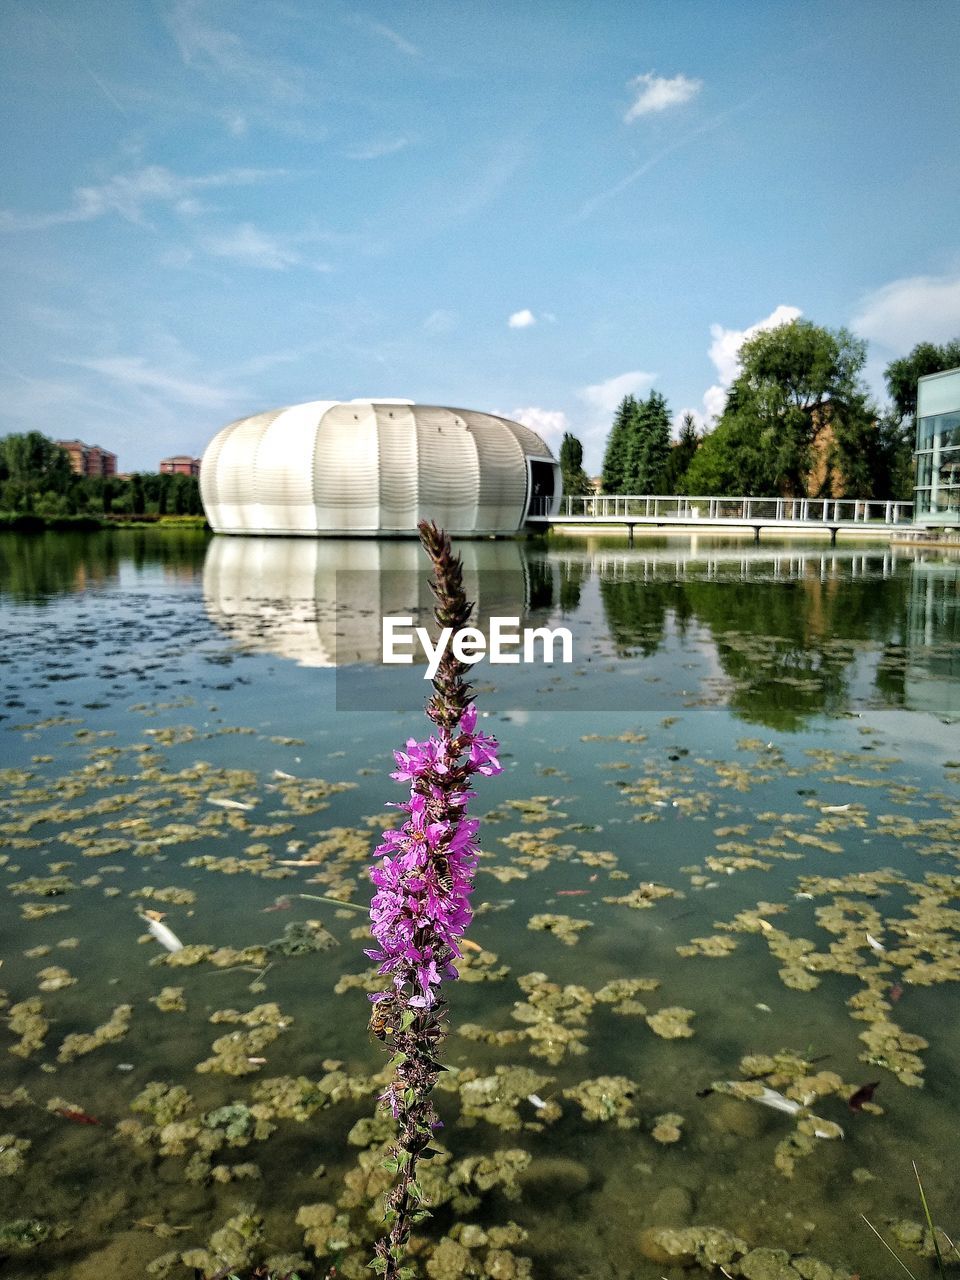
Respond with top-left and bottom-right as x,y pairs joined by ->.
913,1161 -> 948,1280
860,1213 -> 919,1280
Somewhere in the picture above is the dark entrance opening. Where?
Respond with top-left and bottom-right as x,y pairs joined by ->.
527,460 -> 556,517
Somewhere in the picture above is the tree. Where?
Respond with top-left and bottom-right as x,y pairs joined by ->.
601,395 -> 639,493
622,391 -> 672,493
667,412 -> 700,492
885,339 -> 960,423
682,319 -> 878,497
558,432 -> 593,496
131,473 -> 146,516
0,432 -> 73,508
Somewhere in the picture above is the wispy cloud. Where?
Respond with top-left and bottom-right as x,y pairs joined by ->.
199,222 -> 331,271
169,0 -> 308,104
0,165 -> 286,232
351,16 -> 421,58
423,309 -> 458,335
575,93 -> 759,223
67,355 -> 241,410
507,309 -> 536,329
625,72 -> 702,122
344,136 -> 412,161
852,272 -> 960,351
29,6 -> 129,116
387,138 -> 526,244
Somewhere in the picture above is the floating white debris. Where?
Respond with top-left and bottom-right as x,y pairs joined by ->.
527,1094 -> 547,1109
755,1002 -> 772,1013
273,770 -> 296,780
821,804 -> 851,813
714,1083 -> 843,1139
207,796 -> 254,811
141,915 -> 184,953
865,933 -> 886,953
751,1085 -> 802,1115
812,1120 -> 845,1140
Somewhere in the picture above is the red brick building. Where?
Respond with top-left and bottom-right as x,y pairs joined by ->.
56,439 -> 118,477
160,455 -> 201,477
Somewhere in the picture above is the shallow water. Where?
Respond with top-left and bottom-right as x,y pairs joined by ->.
1,528 -> 959,1279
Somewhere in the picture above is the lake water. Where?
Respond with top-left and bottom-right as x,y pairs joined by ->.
1,529 -> 958,1280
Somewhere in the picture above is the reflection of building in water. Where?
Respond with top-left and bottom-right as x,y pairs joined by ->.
904,559 -> 960,717
203,537 -> 539,667
200,401 -> 561,537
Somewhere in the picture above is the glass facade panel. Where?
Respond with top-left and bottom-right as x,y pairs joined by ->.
915,369 -> 960,525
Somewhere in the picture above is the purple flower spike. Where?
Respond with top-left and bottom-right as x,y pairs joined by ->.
368,521 -> 500,1280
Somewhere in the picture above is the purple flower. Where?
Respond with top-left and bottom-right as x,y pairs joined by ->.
368,521 -> 501,1280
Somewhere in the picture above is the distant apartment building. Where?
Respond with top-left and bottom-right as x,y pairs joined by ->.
56,439 -> 118,477
160,455 -> 201,478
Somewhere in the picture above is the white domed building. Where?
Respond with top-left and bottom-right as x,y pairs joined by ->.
199,400 -> 561,536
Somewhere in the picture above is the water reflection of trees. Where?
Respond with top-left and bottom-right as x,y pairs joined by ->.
596,557 -> 920,730
0,530 -> 209,601
682,574 -> 911,729
0,532 -> 121,601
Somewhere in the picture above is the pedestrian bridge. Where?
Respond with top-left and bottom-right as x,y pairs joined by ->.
527,494 -> 914,544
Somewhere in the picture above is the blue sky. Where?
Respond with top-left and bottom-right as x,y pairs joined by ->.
2,0 -> 959,473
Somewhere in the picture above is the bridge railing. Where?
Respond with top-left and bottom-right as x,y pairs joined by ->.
534,495 -> 914,523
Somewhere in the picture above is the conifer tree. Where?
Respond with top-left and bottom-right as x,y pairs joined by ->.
601,395 -> 638,493
558,432 -> 593,495
624,391 -> 672,493
667,412 -> 701,492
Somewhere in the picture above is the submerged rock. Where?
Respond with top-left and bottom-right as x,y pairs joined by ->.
516,1156 -> 590,1200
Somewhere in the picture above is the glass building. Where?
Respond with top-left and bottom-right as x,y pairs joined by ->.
915,366 -> 960,525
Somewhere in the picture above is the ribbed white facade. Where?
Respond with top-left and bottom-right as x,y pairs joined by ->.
200,400 -> 561,536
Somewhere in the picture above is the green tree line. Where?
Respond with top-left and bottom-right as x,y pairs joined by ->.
0,432 -> 202,518
584,327 -> 960,499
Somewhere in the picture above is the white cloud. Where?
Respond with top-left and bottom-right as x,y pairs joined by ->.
693,304 -> 803,423
510,406 -> 569,446
625,72 -> 702,122
701,384 -> 727,422
708,304 -> 802,387
852,273 -> 960,352
579,370 -> 656,415
0,165 -> 284,231
507,309 -> 536,329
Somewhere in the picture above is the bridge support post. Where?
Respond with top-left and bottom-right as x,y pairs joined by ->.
829,526 -> 837,547
753,525 -> 761,545
626,522 -> 634,547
